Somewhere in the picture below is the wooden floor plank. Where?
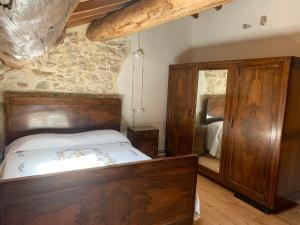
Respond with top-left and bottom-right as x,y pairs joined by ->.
194,175 -> 300,225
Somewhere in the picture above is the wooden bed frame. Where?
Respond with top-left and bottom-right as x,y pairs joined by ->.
203,95 -> 225,124
0,92 -> 198,225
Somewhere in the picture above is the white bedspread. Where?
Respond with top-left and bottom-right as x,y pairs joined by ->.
207,121 -> 223,159
1,142 -> 150,180
0,130 -> 150,180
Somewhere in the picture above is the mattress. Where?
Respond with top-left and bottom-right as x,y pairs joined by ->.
0,130 -> 150,180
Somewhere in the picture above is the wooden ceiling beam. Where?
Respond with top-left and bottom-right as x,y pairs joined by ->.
67,13 -> 109,28
67,0 -> 137,28
0,0 -> 79,68
86,0 -> 233,41
74,0 -> 134,13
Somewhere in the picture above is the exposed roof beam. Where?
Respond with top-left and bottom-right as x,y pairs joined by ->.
0,0 -> 79,68
67,0 -> 137,28
86,0 -> 233,41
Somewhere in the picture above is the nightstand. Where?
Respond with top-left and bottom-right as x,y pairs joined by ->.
127,126 -> 159,158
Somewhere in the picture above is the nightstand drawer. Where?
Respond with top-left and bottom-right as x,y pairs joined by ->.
135,130 -> 158,138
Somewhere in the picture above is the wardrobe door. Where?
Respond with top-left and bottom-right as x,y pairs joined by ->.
226,59 -> 289,208
166,66 -> 198,156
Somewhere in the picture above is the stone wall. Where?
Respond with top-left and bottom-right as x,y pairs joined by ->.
204,70 -> 227,95
196,70 -> 228,123
0,24 -> 131,155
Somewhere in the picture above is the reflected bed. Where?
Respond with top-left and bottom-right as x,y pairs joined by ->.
197,95 -> 225,174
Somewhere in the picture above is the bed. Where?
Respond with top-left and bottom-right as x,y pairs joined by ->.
0,92 -> 198,225
206,96 -> 225,158
198,95 -> 225,158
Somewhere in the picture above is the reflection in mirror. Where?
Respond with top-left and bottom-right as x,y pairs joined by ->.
194,70 -> 228,174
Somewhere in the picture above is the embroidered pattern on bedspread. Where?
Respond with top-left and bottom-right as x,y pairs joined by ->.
56,148 -> 117,166
16,151 -> 25,157
18,162 -> 26,172
12,147 -> 118,175
1,142 -> 151,180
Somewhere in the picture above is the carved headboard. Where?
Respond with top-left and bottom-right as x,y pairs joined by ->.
4,92 -> 121,145
203,95 -> 225,124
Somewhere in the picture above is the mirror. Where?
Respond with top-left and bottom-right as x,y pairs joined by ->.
194,69 -> 228,174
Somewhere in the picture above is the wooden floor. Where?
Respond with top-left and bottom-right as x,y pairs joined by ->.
198,156 -> 220,173
194,175 -> 300,225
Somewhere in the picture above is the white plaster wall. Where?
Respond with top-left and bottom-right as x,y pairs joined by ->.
190,0 -> 300,61
118,18 -> 192,151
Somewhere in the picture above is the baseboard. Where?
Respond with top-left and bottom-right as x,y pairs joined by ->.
234,192 -> 272,214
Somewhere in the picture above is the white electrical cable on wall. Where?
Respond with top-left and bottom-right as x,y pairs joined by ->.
130,32 -> 146,128
131,53 -> 136,128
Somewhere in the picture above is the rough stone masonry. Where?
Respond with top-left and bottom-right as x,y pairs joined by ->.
0,24 -> 131,157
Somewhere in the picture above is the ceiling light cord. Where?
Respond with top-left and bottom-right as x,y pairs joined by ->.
140,53 -> 145,113
139,32 -> 145,113
131,53 -> 136,128
131,32 -> 146,128
138,32 -> 141,49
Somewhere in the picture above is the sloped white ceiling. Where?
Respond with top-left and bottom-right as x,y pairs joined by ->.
191,0 -> 300,47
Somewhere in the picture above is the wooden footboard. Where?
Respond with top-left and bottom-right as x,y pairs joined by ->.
0,155 -> 198,225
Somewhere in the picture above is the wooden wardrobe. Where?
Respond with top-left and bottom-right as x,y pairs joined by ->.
165,57 -> 300,213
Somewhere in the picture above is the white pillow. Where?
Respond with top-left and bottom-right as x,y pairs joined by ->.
5,130 -> 130,155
